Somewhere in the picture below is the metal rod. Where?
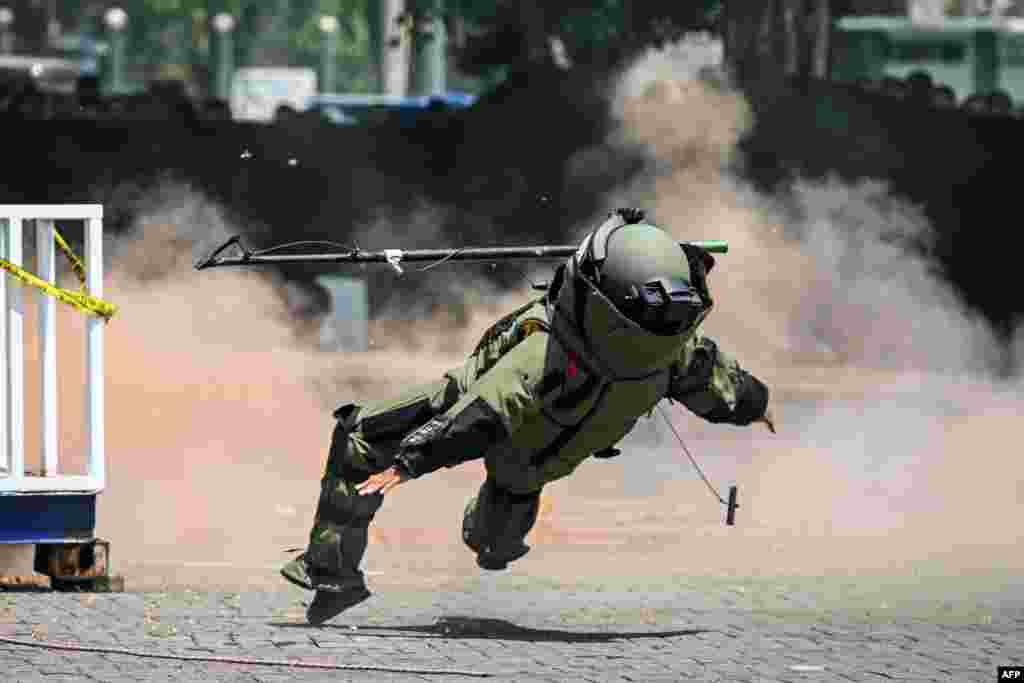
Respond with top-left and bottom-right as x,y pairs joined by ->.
194,238 -> 729,270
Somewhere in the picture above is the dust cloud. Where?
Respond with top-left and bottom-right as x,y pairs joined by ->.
559,35 -> 1024,578
10,37 -> 1022,590
9,183 -> 525,589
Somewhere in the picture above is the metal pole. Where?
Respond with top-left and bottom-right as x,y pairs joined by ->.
104,7 -> 128,95
411,0 -> 446,96
0,7 -> 14,55
379,0 -> 409,95
862,30 -> 887,83
35,219 -> 57,478
212,13 -> 236,102
194,237 -> 730,270
972,28 -> 1000,95
109,30 -> 126,94
86,215 -> 104,490
5,216 -> 23,482
319,15 -> 340,94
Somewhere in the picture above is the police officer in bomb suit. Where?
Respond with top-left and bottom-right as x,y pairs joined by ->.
281,208 -> 775,625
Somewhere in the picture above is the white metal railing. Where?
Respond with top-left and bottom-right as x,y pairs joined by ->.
1,205 -> 105,494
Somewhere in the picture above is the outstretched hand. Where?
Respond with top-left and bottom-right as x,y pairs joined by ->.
756,407 -> 776,434
356,466 -> 411,497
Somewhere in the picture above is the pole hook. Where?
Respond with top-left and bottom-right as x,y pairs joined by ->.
194,235 -> 248,270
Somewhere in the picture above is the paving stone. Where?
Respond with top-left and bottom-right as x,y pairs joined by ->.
0,582 -> 1021,682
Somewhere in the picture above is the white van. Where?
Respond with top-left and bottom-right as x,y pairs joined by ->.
0,55 -> 82,94
229,67 -> 317,123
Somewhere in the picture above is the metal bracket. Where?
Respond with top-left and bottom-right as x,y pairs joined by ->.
34,538 -> 124,592
194,235 -> 248,270
383,249 -> 404,275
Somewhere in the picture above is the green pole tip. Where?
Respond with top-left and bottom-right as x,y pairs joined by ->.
689,240 -> 729,254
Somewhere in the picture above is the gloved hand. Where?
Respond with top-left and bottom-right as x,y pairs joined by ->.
356,466 -> 411,496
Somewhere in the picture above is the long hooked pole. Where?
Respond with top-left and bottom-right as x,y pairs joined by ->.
194,236 -> 729,275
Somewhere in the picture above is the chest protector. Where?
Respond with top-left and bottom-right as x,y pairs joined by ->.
476,210 -> 715,494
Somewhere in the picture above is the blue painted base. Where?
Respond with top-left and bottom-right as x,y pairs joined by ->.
0,494 -> 96,544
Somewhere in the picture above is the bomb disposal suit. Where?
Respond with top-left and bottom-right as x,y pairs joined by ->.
281,209 -> 772,624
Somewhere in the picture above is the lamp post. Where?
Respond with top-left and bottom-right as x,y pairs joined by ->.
103,6 -> 128,95
319,14 -> 339,94
411,0 -> 446,97
211,12 -> 236,102
0,7 -> 14,56
378,0 -> 409,96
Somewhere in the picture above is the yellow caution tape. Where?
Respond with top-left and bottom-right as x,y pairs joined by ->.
0,228 -> 117,322
53,230 -> 88,288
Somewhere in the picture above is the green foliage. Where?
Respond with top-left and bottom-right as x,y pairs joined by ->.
287,0 -> 374,92
451,0 -> 723,75
101,0 -> 721,94
559,2 -> 627,54
113,0 -> 374,93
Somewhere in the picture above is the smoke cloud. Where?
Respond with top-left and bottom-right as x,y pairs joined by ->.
10,37 -> 1022,591
564,36 -> 1024,578
7,182 -> 529,590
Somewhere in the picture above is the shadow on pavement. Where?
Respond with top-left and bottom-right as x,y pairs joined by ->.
272,615 -> 707,642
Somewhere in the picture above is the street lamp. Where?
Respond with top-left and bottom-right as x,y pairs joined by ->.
211,12 -> 236,102
103,7 -> 128,95
0,7 -> 15,56
104,6 -> 127,31
319,14 -> 340,94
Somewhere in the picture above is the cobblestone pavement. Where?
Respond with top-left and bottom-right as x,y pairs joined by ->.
1,572 -> 1022,682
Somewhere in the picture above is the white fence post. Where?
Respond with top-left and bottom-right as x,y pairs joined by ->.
5,216 -> 24,484
36,218 -> 58,477
0,221 -> 7,476
85,216 -> 104,485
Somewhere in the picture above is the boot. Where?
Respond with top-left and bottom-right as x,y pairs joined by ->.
281,551 -> 369,590
306,586 -> 372,626
476,543 -> 531,570
280,553 -> 315,591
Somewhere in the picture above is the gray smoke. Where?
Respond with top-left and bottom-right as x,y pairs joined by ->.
538,35 -> 1024,577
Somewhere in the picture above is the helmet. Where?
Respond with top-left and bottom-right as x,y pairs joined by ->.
550,209 -> 711,379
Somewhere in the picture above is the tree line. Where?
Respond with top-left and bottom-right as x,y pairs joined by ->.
5,1 -> 991,95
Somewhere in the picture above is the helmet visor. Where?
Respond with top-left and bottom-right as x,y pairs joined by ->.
625,277 -> 705,335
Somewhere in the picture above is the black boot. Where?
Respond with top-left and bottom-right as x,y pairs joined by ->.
476,543 -> 531,570
306,586 -> 372,625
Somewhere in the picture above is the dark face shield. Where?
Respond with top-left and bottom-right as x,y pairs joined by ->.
561,264 -> 703,378
623,278 -> 706,335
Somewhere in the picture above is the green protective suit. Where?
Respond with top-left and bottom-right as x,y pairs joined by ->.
297,239 -> 770,587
